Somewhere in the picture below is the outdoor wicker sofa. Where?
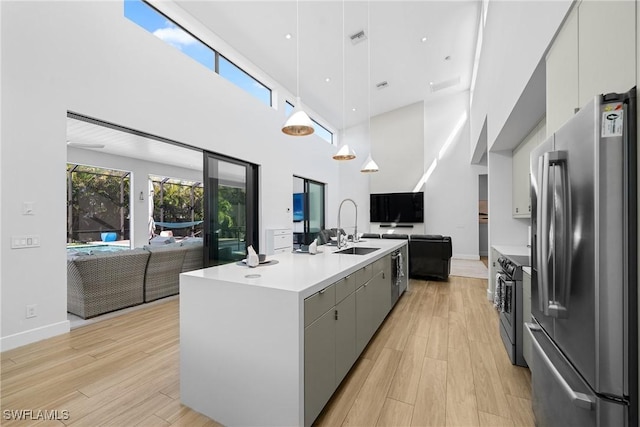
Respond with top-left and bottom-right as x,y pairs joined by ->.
143,245 -> 188,302
68,240 -> 205,318
180,240 -> 204,272
67,248 -> 150,319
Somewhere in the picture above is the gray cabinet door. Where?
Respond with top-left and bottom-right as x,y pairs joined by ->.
370,270 -> 390,331
304,309 -> 336,427
335,292 -> 356,385
355,284 -> 373,354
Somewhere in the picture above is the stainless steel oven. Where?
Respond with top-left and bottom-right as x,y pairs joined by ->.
496,254 -> 528,367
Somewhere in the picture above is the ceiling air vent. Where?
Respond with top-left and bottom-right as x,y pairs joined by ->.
376,81 -> 389,89
350,30 -> 367,45
430,76 -> 461,93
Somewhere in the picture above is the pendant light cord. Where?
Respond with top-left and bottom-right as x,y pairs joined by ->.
342,0 -> 345,139
368,0 -> 371,156
296,0 -> 300,100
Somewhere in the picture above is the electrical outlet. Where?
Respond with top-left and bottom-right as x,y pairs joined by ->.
26,304 -> 37,319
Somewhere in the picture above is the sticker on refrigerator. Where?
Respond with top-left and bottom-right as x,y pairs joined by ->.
601,109 -> 623,137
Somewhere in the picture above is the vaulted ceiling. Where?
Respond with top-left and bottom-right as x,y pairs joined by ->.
175,1 -> 480,130
67,1 -> 481,170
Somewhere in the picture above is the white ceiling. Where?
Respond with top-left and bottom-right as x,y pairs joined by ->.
67,117 -> 203,171
67,1 -> 481,169
176,0 -> 480,130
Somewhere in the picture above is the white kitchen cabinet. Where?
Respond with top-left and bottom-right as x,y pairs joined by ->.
546,5 -> 578,137
578,1 -> 636,108
265,228 -> 293,255
546,1 -> 636,136
512,118 -> 545,218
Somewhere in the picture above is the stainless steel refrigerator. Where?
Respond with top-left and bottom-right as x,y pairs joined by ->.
528,88 -> 637,426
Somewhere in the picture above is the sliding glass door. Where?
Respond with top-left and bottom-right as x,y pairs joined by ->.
292,176 -> 325,246
307,180 -> 325,241
204,153 -> 258,267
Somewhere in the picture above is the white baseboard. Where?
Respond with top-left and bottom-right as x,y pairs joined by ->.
0,320 -> 70,352
486,289 -> 493,301
452,254 -> 480,261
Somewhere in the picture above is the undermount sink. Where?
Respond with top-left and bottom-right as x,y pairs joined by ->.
334,247 -> 380,255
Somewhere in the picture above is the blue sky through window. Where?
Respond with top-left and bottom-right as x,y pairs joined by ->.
125,0 -> 214,70
219,56 -> 271,107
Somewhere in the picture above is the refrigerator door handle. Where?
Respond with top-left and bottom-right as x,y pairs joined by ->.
526,323 -> 594,410
538,154 -> 551,315
547,151 -> 572,319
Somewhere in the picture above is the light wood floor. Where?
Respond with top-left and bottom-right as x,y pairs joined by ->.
1,274 -> 533,427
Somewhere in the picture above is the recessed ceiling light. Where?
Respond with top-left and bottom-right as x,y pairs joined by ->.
352,108 -> 357,112
325,77 -> 331,83
421,36 -> 427,42
285,33 -> 292,40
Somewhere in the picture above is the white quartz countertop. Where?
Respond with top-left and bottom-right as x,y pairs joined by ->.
492,245 -> 531,257
181,239 -> 406,299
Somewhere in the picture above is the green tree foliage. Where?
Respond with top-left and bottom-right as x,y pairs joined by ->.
218,186 -> 245,239
67,165 -> 130,242
152,180 -> 204,236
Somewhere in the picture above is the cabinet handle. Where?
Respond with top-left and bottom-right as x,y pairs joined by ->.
529,205 -> 531,212
516,207 -> 519,213
382,272 -> 386,279
319,288 -> 327,294
335,309 -> 338,320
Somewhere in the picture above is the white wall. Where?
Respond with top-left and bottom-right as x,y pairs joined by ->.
334,103 -> 426,237
423,91 -> 486,260
334,124 -> 373,236
368,102 -> 425,235
487,150 -> 530,246
470,0 -> 571,153
340,93 -> 486,259
0,1 -> 344,350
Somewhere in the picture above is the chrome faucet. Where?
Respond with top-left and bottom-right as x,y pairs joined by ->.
337,198 -> 358,249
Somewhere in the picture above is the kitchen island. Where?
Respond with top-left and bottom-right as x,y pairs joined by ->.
179,239 -> 408,427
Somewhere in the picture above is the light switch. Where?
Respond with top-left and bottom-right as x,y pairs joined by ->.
11,235 -> 41,249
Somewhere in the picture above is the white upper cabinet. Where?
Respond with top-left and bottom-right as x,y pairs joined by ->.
578,1 -> 636,107
513,118 -> 546,219
546,1 -> 636,136
546,6 -> 579,137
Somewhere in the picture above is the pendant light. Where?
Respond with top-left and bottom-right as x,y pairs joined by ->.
282,0 -> 314,136
361,0 -> 379,173
333,0 -> 356,161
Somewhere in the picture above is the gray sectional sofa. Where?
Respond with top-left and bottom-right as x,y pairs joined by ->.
67,248 -> 150,319
67,240 -> 204,319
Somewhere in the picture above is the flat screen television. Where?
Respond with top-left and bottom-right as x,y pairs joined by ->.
370,192 -> 424,223
293,193 -> 305,222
